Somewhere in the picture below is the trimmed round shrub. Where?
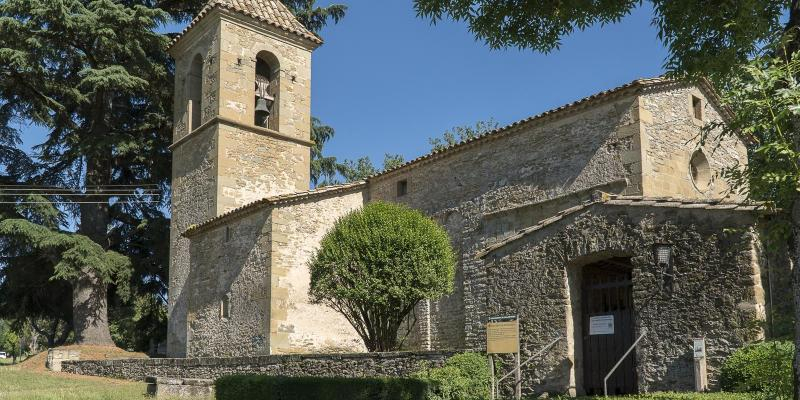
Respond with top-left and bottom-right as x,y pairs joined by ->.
719,340 -> 793,399
309,201 -> 456,352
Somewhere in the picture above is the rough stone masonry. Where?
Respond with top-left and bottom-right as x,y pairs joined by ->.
152,0 -> 792,396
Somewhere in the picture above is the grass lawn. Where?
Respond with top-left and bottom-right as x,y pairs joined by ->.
0,366 -> 172,400
0,366 -> 757,400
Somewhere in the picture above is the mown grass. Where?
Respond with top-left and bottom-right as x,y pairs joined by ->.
0,366 -> 758,400
0,367 -> 151,400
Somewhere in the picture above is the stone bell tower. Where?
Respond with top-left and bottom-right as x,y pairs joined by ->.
166,0 -> 320,357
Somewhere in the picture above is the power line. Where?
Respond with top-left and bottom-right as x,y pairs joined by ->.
0,193 -> 161,197
0,200 -> 163,204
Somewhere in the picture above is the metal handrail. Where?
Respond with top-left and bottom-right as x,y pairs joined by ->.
497,336 -> 563,384
604,328 -> 647,397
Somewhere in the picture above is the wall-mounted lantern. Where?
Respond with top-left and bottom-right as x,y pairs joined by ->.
655,244 -> 674,293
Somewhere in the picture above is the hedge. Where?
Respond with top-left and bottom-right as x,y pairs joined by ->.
215,375 -> 438,400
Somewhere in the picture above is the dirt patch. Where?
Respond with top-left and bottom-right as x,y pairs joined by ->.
18,345 -> 148,372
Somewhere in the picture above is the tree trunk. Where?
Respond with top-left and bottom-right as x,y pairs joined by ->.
793,200 -> 800,400
73,96 -> 115,346
72,268 -> 114,345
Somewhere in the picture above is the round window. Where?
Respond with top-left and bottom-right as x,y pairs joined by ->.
689,150 -> 712,191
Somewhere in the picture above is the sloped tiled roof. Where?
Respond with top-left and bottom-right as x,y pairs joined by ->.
170,0 -> 322,50
366,77 -> 739,182
476,193 -> 766,259
183,181 -> 366,237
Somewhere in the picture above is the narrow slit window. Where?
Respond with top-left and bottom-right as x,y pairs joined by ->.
225,226 -> 232,242
692,96 -> 702,120
397,179 -> 408,197
220,295 -> 230,319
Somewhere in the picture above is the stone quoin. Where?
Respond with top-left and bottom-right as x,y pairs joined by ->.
157,0 -> 791,396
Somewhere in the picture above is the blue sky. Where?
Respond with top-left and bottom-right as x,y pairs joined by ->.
20,1 -> 669,169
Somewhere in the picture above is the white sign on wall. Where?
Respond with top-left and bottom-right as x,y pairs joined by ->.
693,338 -> 706,358
589,315 -> 614,335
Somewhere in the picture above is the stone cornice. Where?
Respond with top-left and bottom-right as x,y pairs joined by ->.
169,116 -> 314,151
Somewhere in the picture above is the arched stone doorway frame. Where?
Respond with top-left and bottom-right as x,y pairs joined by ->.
552,226 -> 650,396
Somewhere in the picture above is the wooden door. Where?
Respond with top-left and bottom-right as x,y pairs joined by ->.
582,258 -> 637,395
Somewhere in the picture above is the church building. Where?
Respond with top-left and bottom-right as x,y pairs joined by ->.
165,0 -> 789,395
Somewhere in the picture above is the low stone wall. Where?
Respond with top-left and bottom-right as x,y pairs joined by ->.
62,351 -> 455,382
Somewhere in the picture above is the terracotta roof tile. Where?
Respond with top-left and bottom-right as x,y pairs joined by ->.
366,76 -> 745,182
170,0 -> 321,50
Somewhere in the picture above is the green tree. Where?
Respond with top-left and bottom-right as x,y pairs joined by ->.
0,323 -> 20,363
428,118 -> 499,151
338,154 -> 406,183
284,0 -> 347,34
0,0 -> 171,345
309,202 -> 456,351
382,153 -> 405,171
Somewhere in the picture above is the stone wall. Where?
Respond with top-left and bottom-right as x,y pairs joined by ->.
269,189 -> 367,354
216,123 -> 310,214
369,93 -> 642,350
168,125 -> 219,358
639,83 -> 747,200
185,184 -> 368,356
481,204 -> 764,396
167,10 -> 223,358
187,209 -> 272,357
62,351 -> 454,382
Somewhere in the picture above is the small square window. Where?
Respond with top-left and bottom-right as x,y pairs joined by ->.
692,96 -> 702,120
396,179 -> 408,197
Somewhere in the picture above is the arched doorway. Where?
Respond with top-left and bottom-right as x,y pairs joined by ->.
581,257 -> 637,395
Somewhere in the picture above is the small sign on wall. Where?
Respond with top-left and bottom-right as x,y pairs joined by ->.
693,338 -> 706,358
589,315 -> 614,335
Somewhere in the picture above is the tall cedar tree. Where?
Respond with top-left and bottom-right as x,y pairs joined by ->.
414,0 -> 800,396
0,0 -> 172,345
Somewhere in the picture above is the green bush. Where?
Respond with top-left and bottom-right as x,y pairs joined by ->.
719,340 -> 793,399
215,375 -> 438,400
309,202 -> 456,352
414,352 -> 490,400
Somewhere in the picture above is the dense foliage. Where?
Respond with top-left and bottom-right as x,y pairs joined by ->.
414,1 -> 789,83
0,0 -> 172,345
414,353 -> 490,400
720,341 -> 793,400
215,375 -> 437,400
309,202 -> 455,351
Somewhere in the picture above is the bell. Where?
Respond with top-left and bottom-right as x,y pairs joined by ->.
255,97 -> 271,114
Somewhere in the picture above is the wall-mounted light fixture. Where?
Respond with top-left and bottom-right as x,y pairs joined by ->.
655,244 -> 674,293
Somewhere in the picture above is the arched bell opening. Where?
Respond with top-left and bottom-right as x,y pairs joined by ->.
254,51 -> 280,130
187,54 -> 204,131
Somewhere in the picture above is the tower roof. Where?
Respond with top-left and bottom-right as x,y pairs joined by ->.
170,0 -> 322,50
